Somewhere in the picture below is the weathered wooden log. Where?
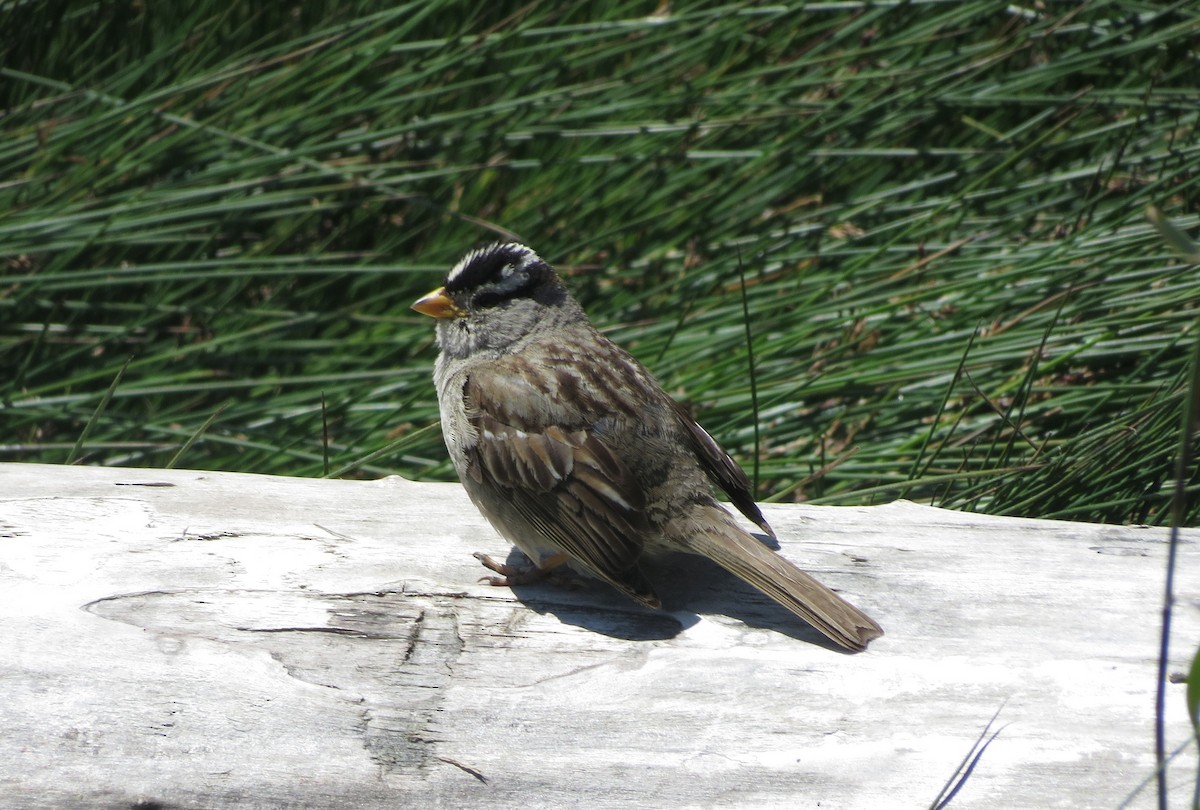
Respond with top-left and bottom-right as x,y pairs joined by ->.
0,462 -> 1195,808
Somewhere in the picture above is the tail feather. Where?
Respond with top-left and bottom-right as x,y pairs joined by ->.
682,509 -> 883,652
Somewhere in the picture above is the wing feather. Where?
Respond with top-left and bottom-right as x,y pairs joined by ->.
667,398 -> 774,538
463,371 -> 658,606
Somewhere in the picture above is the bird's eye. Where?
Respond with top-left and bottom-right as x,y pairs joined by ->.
471,265 -> 533,309
471,287 -> 510,309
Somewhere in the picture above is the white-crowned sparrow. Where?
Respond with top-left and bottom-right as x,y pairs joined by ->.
412,242 -> 883,651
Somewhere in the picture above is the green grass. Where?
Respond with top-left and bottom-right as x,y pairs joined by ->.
2,0 -> 1199,524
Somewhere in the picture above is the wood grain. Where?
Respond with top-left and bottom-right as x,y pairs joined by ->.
0,462 -> 1196,808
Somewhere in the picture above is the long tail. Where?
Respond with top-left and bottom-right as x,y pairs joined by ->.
681,507 -> 883,651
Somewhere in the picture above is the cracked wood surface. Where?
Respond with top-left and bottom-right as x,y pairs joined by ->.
0,462 -> 1197,809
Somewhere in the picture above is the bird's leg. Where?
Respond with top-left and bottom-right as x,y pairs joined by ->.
473,551 -> 569,586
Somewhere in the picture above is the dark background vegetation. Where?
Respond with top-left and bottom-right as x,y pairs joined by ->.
2,1 -> 1198,524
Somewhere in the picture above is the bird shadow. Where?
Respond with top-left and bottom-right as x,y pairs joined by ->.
489,539 -> 850,652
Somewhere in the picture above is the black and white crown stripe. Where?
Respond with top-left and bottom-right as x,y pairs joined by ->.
445,242 -> 541,288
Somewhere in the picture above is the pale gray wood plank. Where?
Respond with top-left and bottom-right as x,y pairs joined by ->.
0,462 -> 1196,809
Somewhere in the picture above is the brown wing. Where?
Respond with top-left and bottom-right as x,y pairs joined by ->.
463,371 -> 659,607
668,399 -> 775,539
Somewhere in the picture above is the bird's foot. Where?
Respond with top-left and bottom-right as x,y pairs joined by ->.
473,551 -> 568,586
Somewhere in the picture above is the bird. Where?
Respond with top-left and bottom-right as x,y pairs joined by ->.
411,242 -> 883,651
